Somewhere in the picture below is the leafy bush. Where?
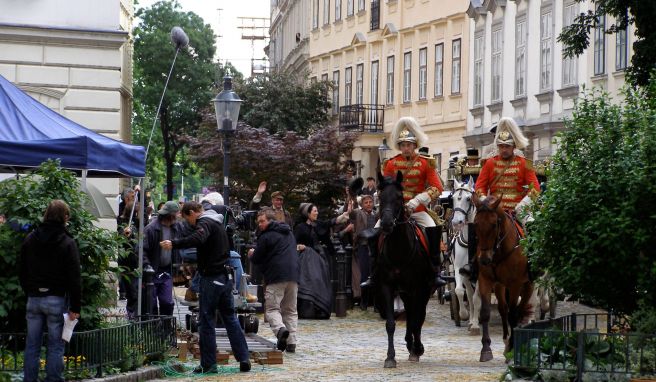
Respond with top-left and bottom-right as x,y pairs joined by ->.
526,75 -> 656,320
0,160 -> 126,331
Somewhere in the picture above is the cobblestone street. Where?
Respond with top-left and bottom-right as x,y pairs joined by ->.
162,295 -> 510,382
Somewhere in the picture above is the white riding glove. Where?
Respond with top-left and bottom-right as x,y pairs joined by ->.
405,192 -> 431,212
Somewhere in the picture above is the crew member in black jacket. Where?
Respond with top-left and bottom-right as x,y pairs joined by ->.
248,208 -> 300,353
20,199 -> 81,382
160,201 -> 250,374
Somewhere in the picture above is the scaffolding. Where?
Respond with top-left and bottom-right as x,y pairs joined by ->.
237,16 -> 270,77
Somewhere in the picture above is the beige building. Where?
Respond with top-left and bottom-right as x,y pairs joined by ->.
0,0 -> 134,229
270,0 -> 471,180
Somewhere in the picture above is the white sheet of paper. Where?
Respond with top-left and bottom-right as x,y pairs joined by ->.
62,313 -> 78,342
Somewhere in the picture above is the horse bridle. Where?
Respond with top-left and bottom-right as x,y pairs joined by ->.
452,186 -> 474,223
479,211 -> 521,265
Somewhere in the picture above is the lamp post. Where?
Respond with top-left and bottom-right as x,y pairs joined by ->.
174,162 -> 184,201
377,138 -> 391,173
213,75 -> 242,205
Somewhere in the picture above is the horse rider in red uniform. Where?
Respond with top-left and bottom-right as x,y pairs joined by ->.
361,116 -> 447,288
474,117 -> 540,213
460,117 -> 540,278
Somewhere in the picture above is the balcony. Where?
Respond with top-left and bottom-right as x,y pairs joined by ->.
339,104 -> 384,132
370,0 -> 380,30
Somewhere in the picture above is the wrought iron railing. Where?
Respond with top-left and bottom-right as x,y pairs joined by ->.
339,104 -> 384,132
370,0 -> 380,30
513,312 -> 656,380
0,316 -> 176,379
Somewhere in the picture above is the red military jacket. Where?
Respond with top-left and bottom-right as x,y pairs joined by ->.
384,153 -> 443,213
475,155 -> 540,210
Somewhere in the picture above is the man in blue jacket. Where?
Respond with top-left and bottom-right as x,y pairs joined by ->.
248,208 -> 300,353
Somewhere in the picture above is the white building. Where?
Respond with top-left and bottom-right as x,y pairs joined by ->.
268,0 -> 312,74
0,0 -> 134,229
465,0 -> 635,161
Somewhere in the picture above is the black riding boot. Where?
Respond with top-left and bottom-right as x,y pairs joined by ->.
360,230 -> 380,288
459,222 -> 479,282
426,226 -> 448,288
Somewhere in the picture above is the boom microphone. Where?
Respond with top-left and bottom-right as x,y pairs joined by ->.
170,26 -> 189,50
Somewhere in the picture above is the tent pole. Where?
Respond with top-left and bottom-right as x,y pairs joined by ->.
81,170 -> 88,192
136,177 -> 145,317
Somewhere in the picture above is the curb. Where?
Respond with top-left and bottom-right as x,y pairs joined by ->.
80,366 -> 163,382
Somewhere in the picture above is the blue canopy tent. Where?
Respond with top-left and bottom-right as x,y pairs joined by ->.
0,74 -> 145,177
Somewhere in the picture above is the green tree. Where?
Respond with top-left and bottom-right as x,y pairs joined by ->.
0,160 -> 128,332
192,71 -> 352,212
558,0 -> 656,86
235,71 -> 332,137
133,0 -> 216,200
526,76 -> 656,320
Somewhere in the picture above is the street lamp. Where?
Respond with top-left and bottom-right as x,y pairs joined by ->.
213,74 -> 242,205
174,162 -> 184,201
377,138 -> 391,170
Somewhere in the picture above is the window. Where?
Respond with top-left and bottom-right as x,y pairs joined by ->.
347,0 -> 354,16
356,63 -> 364,104
594,10 -> 606,75
451,39 -> 461,94
323,0 -> 330,25
433,153 -> 442,175
419,48 -> 427,100
434,43 -> 443,97
386,56 -> 395,105
474,34 -> 484,105
358,0 -> 365,12
371,61 -> 379,104
491,28 -> 502,102
562,3 -> 577,86
335,0 -> 341,21
345,67 -> 352,106
321,73 -> 329,101
310,76 -> 317,84
403,52 -> 411,103
540,9 -> 553,90
332,70 -> 340,114
616,28 -> 628,71
313,0 -> 319,29
515,18 -> 527,96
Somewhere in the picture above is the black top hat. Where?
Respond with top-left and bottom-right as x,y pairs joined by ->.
418,146 -> 429,155
467,148 -> 479,159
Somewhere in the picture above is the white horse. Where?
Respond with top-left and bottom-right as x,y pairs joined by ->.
450,178 -> 481,333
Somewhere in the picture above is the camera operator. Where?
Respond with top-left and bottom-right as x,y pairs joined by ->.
160,201 -> 251,374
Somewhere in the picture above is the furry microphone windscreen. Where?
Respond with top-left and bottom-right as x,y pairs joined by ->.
170,26 -> 189,50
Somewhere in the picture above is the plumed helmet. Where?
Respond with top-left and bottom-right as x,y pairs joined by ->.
494,117 -> 529,150
390,117 -> 428,148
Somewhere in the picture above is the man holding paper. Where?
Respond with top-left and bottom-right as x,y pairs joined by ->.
19,199 -> 81,382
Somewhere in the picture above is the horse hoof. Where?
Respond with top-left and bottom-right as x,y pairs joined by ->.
480,350 -> 493,362
384,359 -> 397,368
408,354 -> 419,362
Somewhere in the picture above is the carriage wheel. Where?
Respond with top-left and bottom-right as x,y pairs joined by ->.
448,280 -> 461,326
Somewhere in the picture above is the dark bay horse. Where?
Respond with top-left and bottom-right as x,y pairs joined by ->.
375,171 -> 435,368
472,194 -> 533,362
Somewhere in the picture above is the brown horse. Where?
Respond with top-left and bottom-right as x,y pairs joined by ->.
472,194 -> 533,362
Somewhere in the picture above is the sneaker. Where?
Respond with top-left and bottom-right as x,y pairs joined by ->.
286,344 -> 296,353
276,328 -> 290,351
239,360 -> 251,372
192,364 -> 218,374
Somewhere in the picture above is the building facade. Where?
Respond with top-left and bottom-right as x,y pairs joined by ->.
465,0 -> 635,161
0,0 -> 134,229
269,0 -> 471,180
269,0 -> 312,74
